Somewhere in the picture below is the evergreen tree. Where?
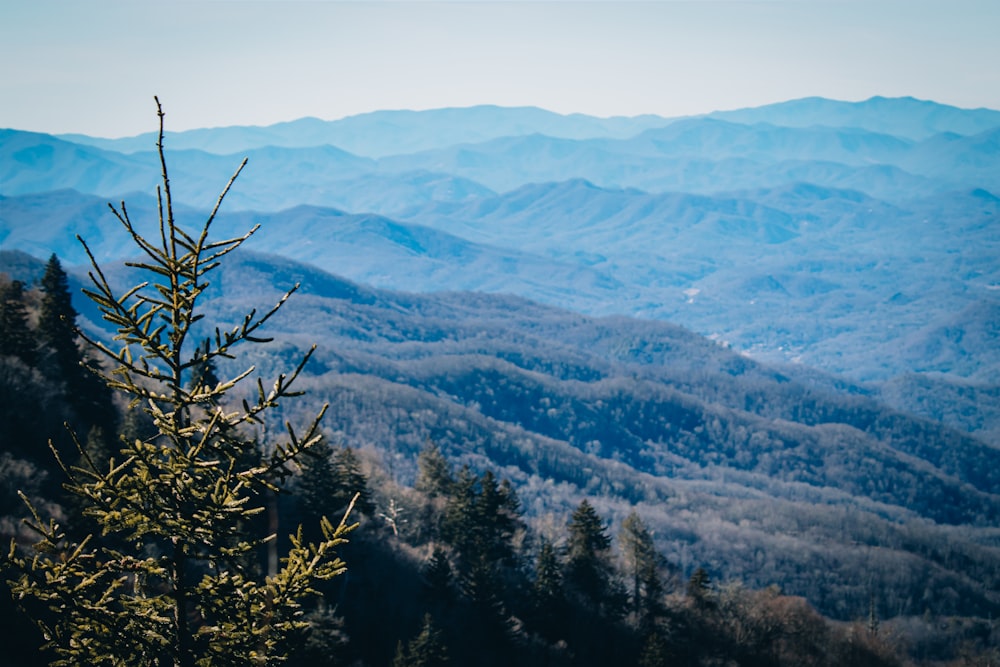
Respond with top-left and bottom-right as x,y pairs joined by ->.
638,628 -> 671,667
333,446 -> 374,516
393,614 -> 449,667
4,99 -> 355,667
415,441 -> 453,498
37,254 -> 79,381
423,546 -> 454,605
37,252 -> 118,447
291,599 -> 349,667
619,510 -> 664,628
0,279 -> 36,365
530,538 -> 566,640
298,436 -> 340,534
299,442 -> 373,534
440,466 -> 479,559
687,567 -> 713,607
565,499 -> 623,614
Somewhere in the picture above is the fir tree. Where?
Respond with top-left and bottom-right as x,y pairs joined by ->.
297,436 -> 340,536
638,628 -> 671,667
4,98 -> 355,667
415,441 -> 453,498
565,499 -> 622,613
332,446 -> 374,516
423,546 -> 454,606
687,567 -> 713,607
37,252 -> 118,446
37,254 -> 79,381
530,538 -> 566,640
619,510 -> 664,628
393,614 -> 449,667
0,279 -> 36,365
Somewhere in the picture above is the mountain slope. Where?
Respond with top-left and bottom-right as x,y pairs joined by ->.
187,252 -> 1000,621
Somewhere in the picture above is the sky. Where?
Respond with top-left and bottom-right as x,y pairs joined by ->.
2,0 -> 999,138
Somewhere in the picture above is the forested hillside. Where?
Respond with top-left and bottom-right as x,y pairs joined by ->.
5,246 -> 997,664
3,96 -> 999,664
0,248 -> 922,667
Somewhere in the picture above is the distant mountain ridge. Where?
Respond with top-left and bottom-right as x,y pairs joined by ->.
708,95 -> 1000,140
2,94 -> 998,398
53,96 -> 1000,156
56,105 -> 676,157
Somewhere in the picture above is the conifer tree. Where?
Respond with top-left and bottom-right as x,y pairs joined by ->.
619,510 -> 663,628
423,546 -> 454,605
332,446 -> 374,516
564,499 -> 626,618
530,538 -> 566,639
3,98 -> 355,667
36,253 -> 118,445
393,614 -> 449,667
0,279 -> 36,365
415,441 -> 453,498
37,254 -> 79,380
687,567 -> 713,607
298,436 -> 340,534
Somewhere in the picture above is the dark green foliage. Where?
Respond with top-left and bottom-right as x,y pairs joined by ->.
36,253 -> 118,448
37,254 -> 78,380
565,499 -> 623,615
289,600 -> 349,667
637,628 -> 670,667
298,436 -> 340,528
687,567 -> 713,606
529,538 -> 566,640
0,279 -> 36,365
440,467 -> 521,575
333,446 -> 375,516
299,440 -> 375,536
393,614 -> 449,667
415,441 -> 454,498
423,546 -> 454,605
619,511 -> 664,629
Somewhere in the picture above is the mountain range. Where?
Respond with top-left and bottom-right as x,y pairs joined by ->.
3,94 -> 1000,631
2,95 -> 999,420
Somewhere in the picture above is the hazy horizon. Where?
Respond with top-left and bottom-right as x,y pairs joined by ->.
3,0 -> 999,138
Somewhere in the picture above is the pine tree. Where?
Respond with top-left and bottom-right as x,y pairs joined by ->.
393,614 -> 449,667
415,441 -> 453,498
530,538 -> 566,640
0,279 -> 36,365
440,466 -> 478,559
423,546 -> 454,605
332,446 -> 374,516
37,254 -> 79,380
36,253 -> 118,447
3,98 -> 355,667
619,510 -> 664,628
565,499 -> 622,613
687,567 -> 713,607
297,436 -> 340,535
638,628 -> 671,667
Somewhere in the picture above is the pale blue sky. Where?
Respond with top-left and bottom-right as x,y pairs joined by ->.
2,0 -> 999,137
